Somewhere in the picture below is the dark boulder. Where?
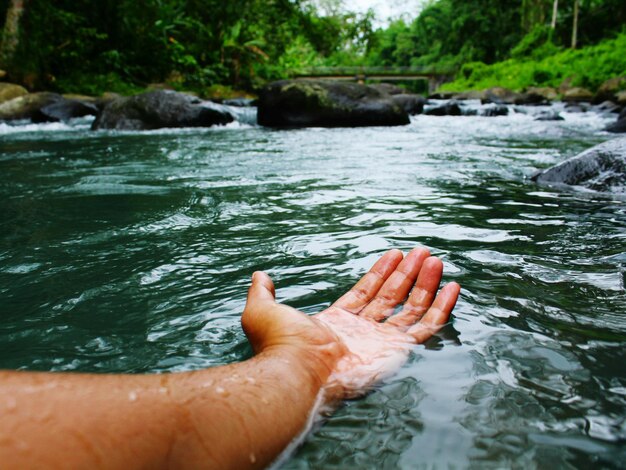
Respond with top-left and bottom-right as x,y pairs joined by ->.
92,90 -> 234,130
607,120 -> 626,133
481,105 -> 509,117
606,109 -> 626,133
564,101 -> 590,113
391,94 -> 426,115
535,110 -> 564,121
531,137 -> 626,193
424,101 -> 462,116
37,99 -> 99,122
257,80 -> 409,128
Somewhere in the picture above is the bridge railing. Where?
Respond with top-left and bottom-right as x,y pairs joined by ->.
289,65 -> 458,77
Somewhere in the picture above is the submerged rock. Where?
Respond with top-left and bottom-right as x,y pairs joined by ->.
257,80 -> 409,128
535,110 -> 564,121
532,137 -> 626,193
92,90 -> 234,130
222,97 -> 255,107
424,100 -> 462,116
481,105 -> 509,117
38,99 -> 99,122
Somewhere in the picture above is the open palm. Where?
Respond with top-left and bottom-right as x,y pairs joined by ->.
242,248 -> 460,400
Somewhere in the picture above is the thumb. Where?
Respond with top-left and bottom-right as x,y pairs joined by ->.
246,271 -> 276,306
242,271 -> 277,352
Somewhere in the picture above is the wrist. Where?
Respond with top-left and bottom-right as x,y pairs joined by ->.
261,341 -> 345,405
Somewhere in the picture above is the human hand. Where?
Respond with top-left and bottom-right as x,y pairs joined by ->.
242,248 -> 460,402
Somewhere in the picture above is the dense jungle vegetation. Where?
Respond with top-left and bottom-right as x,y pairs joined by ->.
0,0 -> 624,96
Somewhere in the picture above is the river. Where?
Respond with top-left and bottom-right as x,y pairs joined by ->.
0,103 -> 624,468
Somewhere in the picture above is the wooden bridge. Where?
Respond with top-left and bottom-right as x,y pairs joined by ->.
289,66 -> 457,93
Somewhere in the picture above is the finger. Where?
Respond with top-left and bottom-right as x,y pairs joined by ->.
331,249 -> 403,314
407,282 -> 460,343
386,256 -> 443,329
359,247 -> 431,321
246,271 -> 276,306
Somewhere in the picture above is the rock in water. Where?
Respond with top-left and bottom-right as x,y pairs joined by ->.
606,108 -> 626,133
257,80 -> 409,128
391,94 -> 426,115
531,137 -> 626,193
0,92 -> 62,121
92,90 -> 234,130
38,99 -> 99,122
0,92 -> 100,122
424,101 -> 462,116
0,82 -> 28,104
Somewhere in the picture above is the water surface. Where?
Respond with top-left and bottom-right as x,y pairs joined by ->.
1,106 -> 624,468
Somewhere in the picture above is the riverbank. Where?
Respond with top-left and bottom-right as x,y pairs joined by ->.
440,33 -> 626,100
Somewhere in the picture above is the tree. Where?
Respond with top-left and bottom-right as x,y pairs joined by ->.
571,0 -> 579,48
0,0 -> 28,69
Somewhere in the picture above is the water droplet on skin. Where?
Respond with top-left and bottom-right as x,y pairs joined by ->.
261,397 -> 269,405
246,377 -> 256,385
215,386 -> 229,397
249,453 -> 256,464
128,391 -> 138,402
6,397 -> 17,411
159,387 -> 168,394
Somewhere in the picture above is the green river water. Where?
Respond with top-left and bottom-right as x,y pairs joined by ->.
0,105 -> 624,468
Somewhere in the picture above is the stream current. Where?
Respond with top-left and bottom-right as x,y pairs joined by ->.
0,103 -> 625,468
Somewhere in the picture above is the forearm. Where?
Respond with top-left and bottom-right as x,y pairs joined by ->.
0,347 -> 330,470
170,346 -> 330,469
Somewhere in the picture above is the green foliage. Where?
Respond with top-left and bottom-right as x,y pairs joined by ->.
1,0 -> 625,94
2,0 -> 382,93
366,0 -> 524,69
441,32 -> 626,92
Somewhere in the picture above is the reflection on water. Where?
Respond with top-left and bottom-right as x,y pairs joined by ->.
0,107 -> 624,467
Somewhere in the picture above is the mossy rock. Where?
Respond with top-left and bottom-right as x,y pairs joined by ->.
562,87 -> 594,103
92,90 -> 234,130
0,92 -> 62,121
257,79 -> 409,128
593,76 -> 626,104
0,82 -> 28,105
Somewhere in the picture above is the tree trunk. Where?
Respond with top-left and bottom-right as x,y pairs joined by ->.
571,0 -> 579,48
0,0 -> 28,68
551,0 -> 558,29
